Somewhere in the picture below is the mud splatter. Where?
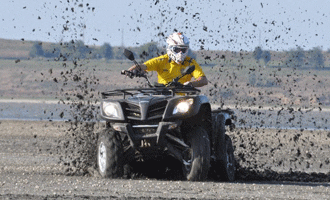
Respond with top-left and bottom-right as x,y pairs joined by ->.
2,0 -> 329,183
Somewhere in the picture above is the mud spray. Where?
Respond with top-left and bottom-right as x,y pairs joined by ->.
37,1 -> 330,182
51,54 -> 330,182
54,62 -> 101,177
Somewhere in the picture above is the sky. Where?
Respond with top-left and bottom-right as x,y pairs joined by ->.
1,0 -> 330,51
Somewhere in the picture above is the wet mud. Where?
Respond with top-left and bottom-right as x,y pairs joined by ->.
1,121 -> 330,199
2,120 -> 329,182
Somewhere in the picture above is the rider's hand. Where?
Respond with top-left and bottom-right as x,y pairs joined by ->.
124,65 -> 140,78
128,65 -> 140,72
124,64 -> 148,78
128,64 -> 147,72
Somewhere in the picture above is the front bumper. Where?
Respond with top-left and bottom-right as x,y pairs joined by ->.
111,122 -> 180,148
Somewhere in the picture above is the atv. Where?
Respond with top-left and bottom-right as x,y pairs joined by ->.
97,49 -> 236,181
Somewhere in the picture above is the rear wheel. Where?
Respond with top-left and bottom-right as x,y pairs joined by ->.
212,114 -> 235,181
182,126 -> 211,181
214,115 -> 226,162
97,129 -> 124,178
218,135 -> 236,181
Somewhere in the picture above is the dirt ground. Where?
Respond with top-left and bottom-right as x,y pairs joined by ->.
1,120 -> 330,199
229,127 -> 330,181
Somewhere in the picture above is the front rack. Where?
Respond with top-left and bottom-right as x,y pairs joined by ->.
101,87 -> 201,99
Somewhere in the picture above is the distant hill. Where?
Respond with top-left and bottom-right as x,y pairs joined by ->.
0,38 -> 55,59
0,38 -> 32,59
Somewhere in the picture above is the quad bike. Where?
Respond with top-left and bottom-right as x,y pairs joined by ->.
97,49 -> 236,181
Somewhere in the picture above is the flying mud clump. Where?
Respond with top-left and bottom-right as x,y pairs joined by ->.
51,56 -> 103,176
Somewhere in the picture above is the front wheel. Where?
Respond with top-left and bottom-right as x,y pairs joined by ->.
97,129 -> 124,178
182,126 -> 211,181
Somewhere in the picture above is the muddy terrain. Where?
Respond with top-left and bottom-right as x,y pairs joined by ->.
0,120 -> 330,199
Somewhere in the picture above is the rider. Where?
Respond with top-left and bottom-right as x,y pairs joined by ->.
128,32 -> 208,88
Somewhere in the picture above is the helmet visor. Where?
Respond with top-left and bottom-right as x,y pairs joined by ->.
171,46 -> 188,53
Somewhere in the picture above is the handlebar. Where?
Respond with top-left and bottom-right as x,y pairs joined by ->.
166,81 -> 194,89
121,69 -> 194,89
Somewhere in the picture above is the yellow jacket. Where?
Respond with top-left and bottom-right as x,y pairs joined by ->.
144,54 -> 205,85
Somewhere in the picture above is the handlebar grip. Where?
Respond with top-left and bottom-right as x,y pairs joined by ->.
121,70 -> 134,78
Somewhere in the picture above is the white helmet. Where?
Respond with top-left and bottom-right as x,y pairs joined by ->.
166,32 -> 189,64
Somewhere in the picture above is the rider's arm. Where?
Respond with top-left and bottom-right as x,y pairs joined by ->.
129,54 -> 166,73
183,59 -> 208,88
128,64 -> 147,72
184,76 -> 208,87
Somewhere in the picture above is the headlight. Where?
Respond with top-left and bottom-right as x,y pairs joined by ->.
103,102 -> 119,118
173,98 -> 194,115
